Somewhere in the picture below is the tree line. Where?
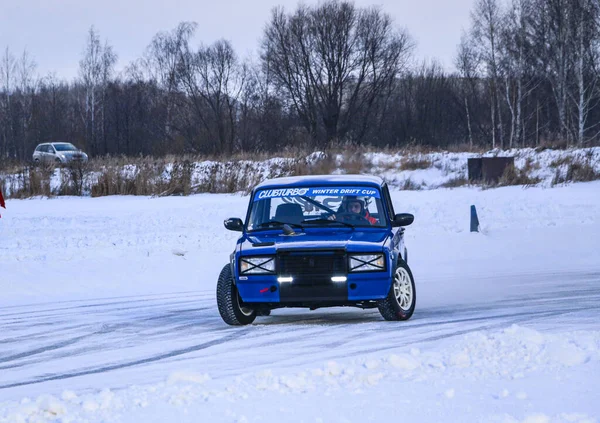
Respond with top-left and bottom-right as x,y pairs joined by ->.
1,0 -> 600,163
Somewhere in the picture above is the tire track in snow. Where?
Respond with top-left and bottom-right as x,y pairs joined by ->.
0,329 -> 250,390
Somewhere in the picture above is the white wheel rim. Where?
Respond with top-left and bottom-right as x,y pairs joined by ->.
236,292 -> 254,316
393,267 -> 413,311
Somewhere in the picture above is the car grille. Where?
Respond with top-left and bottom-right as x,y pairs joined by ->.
278,250 -> 347,285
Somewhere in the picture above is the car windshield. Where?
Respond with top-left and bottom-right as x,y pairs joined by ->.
53,143 -> 78,152
247,186 -> 387,231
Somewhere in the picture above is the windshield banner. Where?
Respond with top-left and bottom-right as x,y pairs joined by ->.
254,186 -> 380,201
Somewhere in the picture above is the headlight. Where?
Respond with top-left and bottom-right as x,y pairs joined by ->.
240,256 -> 275,275
349,254 -> 385,272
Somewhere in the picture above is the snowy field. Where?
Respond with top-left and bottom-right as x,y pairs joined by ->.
1,182 -> 599,422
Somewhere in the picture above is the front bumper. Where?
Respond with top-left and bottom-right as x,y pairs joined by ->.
236,272 -> 391,304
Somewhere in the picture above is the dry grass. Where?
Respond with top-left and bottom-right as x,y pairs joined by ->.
399,178 -> 422,190
496,164 -> 541,187
549,156 -> 573,168
292,153 -> 337,177
8,164 -> 54,198
552,159 -> 600,185
89,158 -> 196,197
535,137 -> 569,151
193,162 -> 264,194
377,159 -> 401,172
57,162 -> 90,196
340,152 -> 371,174
522,157 -> 540,172
400,155 -> 432,171
0,158 -> 24,174
440,176 -> 469,188
441,143 -> 488,154
2,145 -> 597,198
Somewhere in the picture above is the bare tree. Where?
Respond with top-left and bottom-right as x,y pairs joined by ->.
533,0 -> 573,142
79,26 -> 117,155
0,47 -> 16,158
500,0 -> 540,147
145,22 -> 196,144
179,39 -> 246,154
16,50 -> 37,159
470,0 -> 505,148
568,0 -> 600,144
456,33 -> 482,148
261,0 -> 413,145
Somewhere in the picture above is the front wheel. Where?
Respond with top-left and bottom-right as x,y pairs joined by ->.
216,264 -> 256,326
378,260 -> 416,321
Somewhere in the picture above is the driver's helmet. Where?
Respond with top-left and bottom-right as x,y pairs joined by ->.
339,196 -> 367,216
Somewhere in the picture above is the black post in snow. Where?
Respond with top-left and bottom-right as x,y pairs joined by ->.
470,205 -> 480,233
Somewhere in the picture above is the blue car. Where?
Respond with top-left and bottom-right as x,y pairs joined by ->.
217,175 -> 416,325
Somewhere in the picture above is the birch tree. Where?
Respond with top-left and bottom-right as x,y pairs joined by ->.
79,26 -> 116,155
500,0 -> 538,147
145,22 -> 196,142
471,0 -> 505,148
0,47 -> 16,158
569,0 -> 600,144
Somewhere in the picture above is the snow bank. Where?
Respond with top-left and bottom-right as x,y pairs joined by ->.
2,147 -> 599,197
1,326 -> 597,422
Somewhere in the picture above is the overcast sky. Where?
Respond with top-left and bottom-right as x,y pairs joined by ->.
1,0 -> 475,80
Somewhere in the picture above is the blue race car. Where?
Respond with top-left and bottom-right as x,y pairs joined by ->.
217,175 -> 416,325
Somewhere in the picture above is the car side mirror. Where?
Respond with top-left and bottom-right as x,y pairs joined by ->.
391,213 -> 414,227
224,217 -> 244,232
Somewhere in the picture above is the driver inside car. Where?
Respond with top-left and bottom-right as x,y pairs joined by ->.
329,196 -> 377,225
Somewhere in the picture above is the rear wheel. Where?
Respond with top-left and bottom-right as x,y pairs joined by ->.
378,260 -> 416,321
216,264 -> 256,326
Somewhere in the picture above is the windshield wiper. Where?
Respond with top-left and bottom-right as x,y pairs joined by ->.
257,220 -> 304,230
300,196 -> 336,214
301,218 -> 355,229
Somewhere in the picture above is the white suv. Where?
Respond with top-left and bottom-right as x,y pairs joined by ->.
33,142 -> 88,164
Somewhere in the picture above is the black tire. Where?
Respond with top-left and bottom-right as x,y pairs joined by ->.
378,260 -> 416,321
216,264 -> 256,326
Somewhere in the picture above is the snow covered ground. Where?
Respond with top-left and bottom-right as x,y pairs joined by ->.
1,181 -> 599,422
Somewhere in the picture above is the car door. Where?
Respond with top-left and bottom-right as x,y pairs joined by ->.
39,145 -> 50,163
47,145 -> 58,162
33,145 -> 43,162
383,183 -> 406,263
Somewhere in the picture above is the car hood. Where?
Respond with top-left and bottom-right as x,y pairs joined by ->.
240,229 -> 389,255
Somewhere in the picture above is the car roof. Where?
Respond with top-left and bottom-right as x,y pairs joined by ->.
36,142 -> 72,146
255,174 -> 384,190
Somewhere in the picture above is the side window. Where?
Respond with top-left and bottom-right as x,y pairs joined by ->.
382,184 -> 395,218
252,199 -> 269,228
48,145 -> 56,154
